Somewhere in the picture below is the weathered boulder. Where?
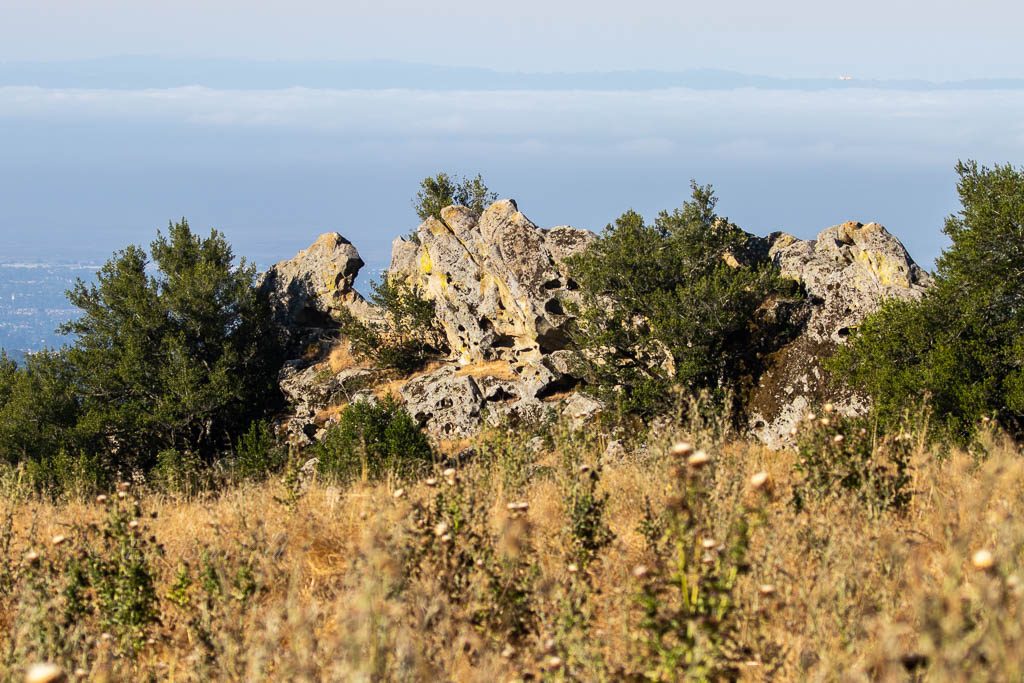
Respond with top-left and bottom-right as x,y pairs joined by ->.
388,200 -> 595,366
398,358 -> 574,438
747,221 -> 931,448
259,232 -> 375,339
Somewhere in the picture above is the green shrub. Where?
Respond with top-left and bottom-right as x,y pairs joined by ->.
21,449 -> 111,498
314,397 -> 433,484
791,409 -> 914,516
831,161 -> 1024,443
15,489 -> 161,661
568,182 -> 801,418
232,419 -> 288,482
413,172 -> 497,222
337,278 -> 447,374
152,448 -> 205,495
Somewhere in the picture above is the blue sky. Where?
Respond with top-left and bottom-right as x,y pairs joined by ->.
2,0 -> 1022,79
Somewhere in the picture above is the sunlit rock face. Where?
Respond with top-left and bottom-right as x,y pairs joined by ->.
388,200 -> 594,367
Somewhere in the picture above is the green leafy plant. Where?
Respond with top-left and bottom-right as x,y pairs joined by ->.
832,161 -> 1024,443
337,278 -> 447,374
315,397 -> 434,484
791,409 -> 914,516
413,172 -> 497,222
629,444 -> 768,680
233,419 -> 288,482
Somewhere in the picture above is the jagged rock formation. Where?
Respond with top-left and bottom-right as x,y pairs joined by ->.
264,202 -> 597,441
747,221 -> 931,447
263,205 -> 930,449
258,232 -> 376,349
389,200 -> 594,366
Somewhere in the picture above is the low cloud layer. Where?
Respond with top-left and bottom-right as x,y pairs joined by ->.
2,85 -> 1021,166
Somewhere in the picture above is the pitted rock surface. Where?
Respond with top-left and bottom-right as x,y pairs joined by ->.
387,200 -> 595,366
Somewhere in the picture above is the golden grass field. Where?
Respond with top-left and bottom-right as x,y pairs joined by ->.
2,414 -> 1022,682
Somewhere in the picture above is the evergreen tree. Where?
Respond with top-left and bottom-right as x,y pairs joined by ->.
413,172 -> 497,221
62,220 -> 281,471
568,182 -> 799,417
832,161 -> 1024,441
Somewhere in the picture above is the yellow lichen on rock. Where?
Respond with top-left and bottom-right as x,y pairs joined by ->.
854,249 -> 911,288
420,246 -> 433,275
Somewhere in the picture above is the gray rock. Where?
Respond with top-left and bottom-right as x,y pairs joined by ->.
259,232 -> 376,341
400,366 -> 485,438
387,200 -> 595,366
747,221 -> 930,448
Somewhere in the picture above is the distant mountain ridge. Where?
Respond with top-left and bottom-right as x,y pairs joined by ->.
1,58 -> 1022,91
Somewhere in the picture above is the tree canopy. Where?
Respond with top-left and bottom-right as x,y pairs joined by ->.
0,220 -> 283,487
568,182 -> 799,417
831,161 -> 1024,441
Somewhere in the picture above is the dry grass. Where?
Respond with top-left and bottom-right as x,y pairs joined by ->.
326,340 -> 363,374
1,420 -> 1022,681
455,360 -> 519,382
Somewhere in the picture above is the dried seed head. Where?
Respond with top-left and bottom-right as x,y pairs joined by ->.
633,564 -> 651,579
567,563 -> 579,573
789,426 -> 799,437
758,584 -> 777,596
578,464 -> 591,475
686,450 -> 711,469
116,482 -> 130,493
546,656 -> 563,669
24,663 -> 66,683
433,522 -> 449,537
750,471 -> 771,491
972,549 -> 995,571
95,495 -> 108,504
501,645 -> 515,659
424,477 -> 439,487
670,441 -> 695,458
25,550 -> 39,563
50,535 -> 66,546
128,520 -> 140,530
820,417 -> 831,427
117,491 -> 127,500
701,538 -> 718,550
832,434 -> 844,444
506,501 -> 529,513
392,488 -> 406,499
100,633 -> 113,642
806,412 -> 817,422
823,402 -> 835,414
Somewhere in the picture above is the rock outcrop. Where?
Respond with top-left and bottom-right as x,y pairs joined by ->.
263,205 -> 929,450
264,203 -> 597,441
746,221 -> 931,447
388,200 -> 594,366
258,232 -> 376,348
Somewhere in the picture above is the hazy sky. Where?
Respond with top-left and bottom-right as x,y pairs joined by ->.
2,0 -> 1022,79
